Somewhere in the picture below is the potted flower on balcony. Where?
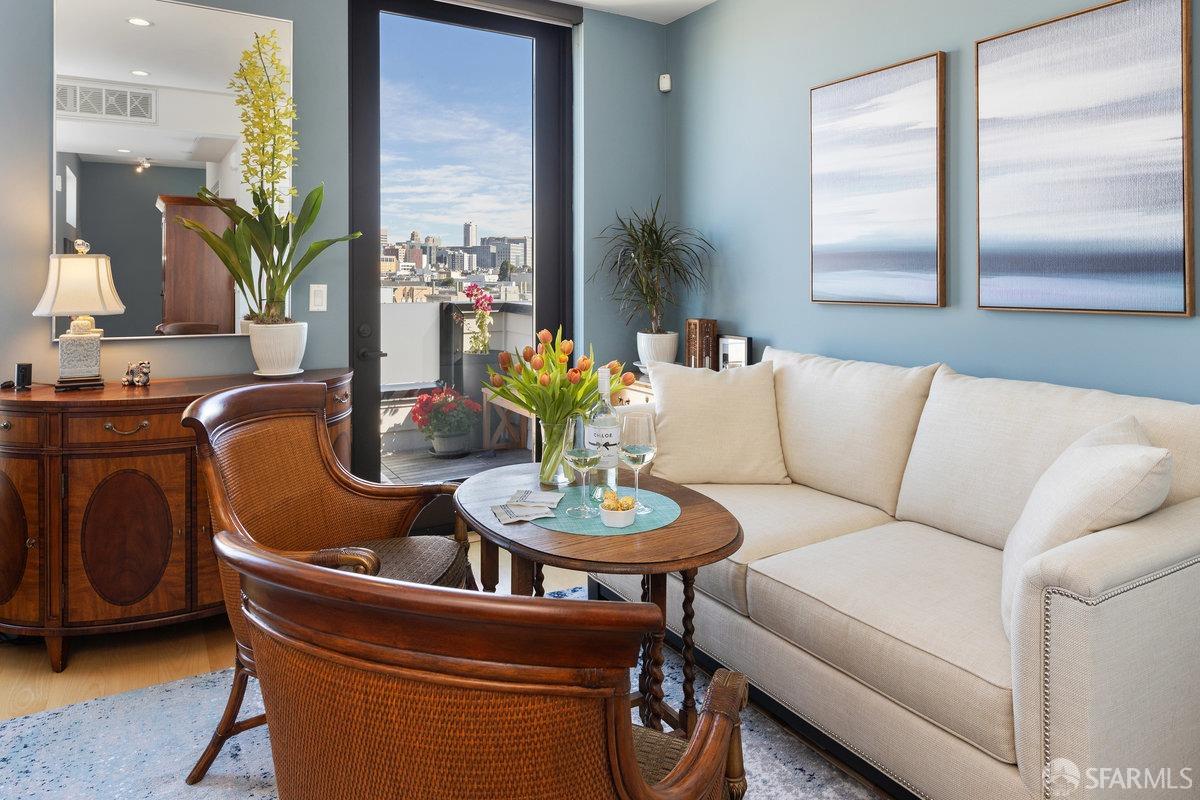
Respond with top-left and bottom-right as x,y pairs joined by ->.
412,388 -> 482,456
594,198 -> 713,366
180,30 -> 360,376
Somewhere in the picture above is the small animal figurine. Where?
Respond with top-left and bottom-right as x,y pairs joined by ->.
121,361 -> 152,387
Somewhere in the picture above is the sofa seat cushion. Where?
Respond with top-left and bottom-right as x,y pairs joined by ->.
685,484 -> 892,614
747,522 -> 1015,763
762,348 -> 938,515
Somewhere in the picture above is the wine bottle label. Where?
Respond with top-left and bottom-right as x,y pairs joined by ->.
587,424 -> 620,468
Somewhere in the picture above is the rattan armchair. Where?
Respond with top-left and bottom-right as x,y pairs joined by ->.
213,527 -> 749,800
181,382 -> 474,784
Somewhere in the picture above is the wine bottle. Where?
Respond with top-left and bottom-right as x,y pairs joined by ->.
586,367 -> 620,495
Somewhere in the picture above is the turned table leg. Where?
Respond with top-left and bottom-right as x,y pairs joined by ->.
510,554 -> 535,596
680,568 -> 698,737
644,572 -> 667,732
45,635 -> 68,673
532,562 -> 545,597
481,539 -> 499,593
638,575 -> 652,726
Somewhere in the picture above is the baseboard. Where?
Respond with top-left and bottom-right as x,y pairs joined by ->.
588,577 -> 920,800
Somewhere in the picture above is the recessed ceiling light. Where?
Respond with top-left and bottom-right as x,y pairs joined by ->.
116,148 -> 131,153
130,69 -> 150,77
127,17 -> 152,27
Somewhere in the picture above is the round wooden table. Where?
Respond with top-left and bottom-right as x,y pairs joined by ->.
454,462 -> 743,737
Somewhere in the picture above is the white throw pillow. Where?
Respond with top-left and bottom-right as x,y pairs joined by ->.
1000,416 -> 1171,638
648,361 -> 790,485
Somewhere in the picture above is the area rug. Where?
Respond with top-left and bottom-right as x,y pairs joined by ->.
0,589 -> 881,799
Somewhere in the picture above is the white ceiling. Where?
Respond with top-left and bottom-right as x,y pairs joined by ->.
55,0 -> 292,94
54,0 -> 291,167
577,0 -> 718,24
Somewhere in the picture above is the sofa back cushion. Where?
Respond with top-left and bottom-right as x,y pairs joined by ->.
648,360 -> 790,484
897,366 -> 1200,548
762,348 -> 938,514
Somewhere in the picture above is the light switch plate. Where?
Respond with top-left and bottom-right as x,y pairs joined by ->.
308,284 -> 327,312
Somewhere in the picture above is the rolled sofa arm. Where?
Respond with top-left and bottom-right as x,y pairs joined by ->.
1011,497 -> 1200,797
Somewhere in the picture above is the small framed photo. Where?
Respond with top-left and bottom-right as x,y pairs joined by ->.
719,335 -> 752,370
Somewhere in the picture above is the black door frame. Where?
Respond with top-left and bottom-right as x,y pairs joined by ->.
348,0 -> 573,479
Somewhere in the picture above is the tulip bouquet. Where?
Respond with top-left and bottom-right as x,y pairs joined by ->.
486,326 -> 635,485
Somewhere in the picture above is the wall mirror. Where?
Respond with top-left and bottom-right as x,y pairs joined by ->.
52,0 -> 293,340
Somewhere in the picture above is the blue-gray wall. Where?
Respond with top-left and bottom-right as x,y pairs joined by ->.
573,9 -> 668,370
664,0 -> 1200,402
75,162 -> 206,338
0,0 -> 347,380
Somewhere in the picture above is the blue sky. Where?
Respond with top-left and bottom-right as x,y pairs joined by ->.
379,13 -> 533,245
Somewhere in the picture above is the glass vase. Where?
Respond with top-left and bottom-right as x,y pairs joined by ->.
538,418 -> 575,486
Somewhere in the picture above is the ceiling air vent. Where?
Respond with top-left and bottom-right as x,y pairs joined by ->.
55,79 -> 156,124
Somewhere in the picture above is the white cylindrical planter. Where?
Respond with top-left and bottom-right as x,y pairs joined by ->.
249,321 -> 308,377
636,331 -> 679,365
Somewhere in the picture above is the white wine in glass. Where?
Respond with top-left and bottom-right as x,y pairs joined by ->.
618,412 -> 657,515
563,419 -> 601,518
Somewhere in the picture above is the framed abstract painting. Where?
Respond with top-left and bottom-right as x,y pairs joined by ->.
976,0 -> 1192,315
810,52 -> 946,306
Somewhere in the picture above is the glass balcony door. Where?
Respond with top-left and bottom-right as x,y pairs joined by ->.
349,0 -> 571,482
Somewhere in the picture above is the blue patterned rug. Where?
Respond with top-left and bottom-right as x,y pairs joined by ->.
0,588 -> 880,799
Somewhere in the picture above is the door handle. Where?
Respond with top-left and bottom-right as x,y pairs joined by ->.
357,348 -> 388,360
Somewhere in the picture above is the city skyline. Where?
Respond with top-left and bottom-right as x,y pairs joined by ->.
379,13 -> 534,245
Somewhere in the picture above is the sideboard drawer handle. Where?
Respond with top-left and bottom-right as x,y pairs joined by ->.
25,537 -> 36,549
0,421 -> 10,431
104,419 -> 151,436
333,391 -> 350,404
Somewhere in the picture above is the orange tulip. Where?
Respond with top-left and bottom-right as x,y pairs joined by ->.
558,354 -> 569,364
621,371 -> 636,386
566,368 -> 581,384
537,329 -> 553,343
606,360 -> 621,374
498,351 -> 512,369
530,354 -> 545,370
490,373 -> 504,387
560,340 -> 574,356
539,372 -> 551,387
577,355 -> 592,371
514,362 -> 524,374
522,345 -> 535,362
537,342 -> 546,355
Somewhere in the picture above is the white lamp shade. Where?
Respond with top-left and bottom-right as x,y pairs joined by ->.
32,254 -> 126,317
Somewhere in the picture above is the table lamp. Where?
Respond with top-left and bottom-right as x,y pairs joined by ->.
32,240 -> 125,391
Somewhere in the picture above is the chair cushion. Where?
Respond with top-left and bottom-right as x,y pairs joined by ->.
648,361 -> 790,485
347,535 -> 471,588
1000,416 -> 1170,638
685,484 -> 892,614
746,522 -> 1016,763
632,725 -> 725,799
897,365 -> 1200,548
762,348 -> 938,514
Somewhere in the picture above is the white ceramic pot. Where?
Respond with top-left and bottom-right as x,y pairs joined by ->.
600,506 -> 636,528
248,321 -> 308,377
636,331 -> 679,365
431,432 -> 469,455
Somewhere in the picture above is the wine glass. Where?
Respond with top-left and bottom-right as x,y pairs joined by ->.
562,418 -> 601,518
618,412 -> 657,515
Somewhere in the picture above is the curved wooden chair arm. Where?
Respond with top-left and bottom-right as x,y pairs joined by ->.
645,670 -> 749,800
275,546 -> 382,576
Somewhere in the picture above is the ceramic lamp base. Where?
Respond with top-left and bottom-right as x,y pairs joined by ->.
57,322 -> 104,391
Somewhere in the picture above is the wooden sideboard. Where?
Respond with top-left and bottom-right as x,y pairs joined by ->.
0,369 -> 352,671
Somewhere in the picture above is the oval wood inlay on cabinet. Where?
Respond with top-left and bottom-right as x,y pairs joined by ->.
0,471 -> 29,605
81,470 -> 174,606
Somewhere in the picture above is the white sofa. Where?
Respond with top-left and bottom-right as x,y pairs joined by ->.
593,349 -> 1200,800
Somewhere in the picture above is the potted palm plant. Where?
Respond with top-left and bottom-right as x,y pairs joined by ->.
595,198 -> 713,365
181,31 -> 360,376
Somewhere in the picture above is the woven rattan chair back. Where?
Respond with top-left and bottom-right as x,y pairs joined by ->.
214,528 -> 683,800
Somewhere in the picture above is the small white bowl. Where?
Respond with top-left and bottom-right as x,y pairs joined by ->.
600,507 -> 636,528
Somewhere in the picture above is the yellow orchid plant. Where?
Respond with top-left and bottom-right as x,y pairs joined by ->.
181,30 -> 360,324
486,326 -> 634,484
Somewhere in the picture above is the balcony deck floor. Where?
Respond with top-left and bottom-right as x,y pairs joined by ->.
382,447 -> 533,484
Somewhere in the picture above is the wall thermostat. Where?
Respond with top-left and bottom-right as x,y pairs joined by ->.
658,73 -> 672,93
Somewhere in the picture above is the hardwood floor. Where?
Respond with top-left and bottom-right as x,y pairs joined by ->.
0,540 -> 584,722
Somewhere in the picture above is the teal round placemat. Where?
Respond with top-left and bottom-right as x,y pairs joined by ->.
530,485 -> 681,536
